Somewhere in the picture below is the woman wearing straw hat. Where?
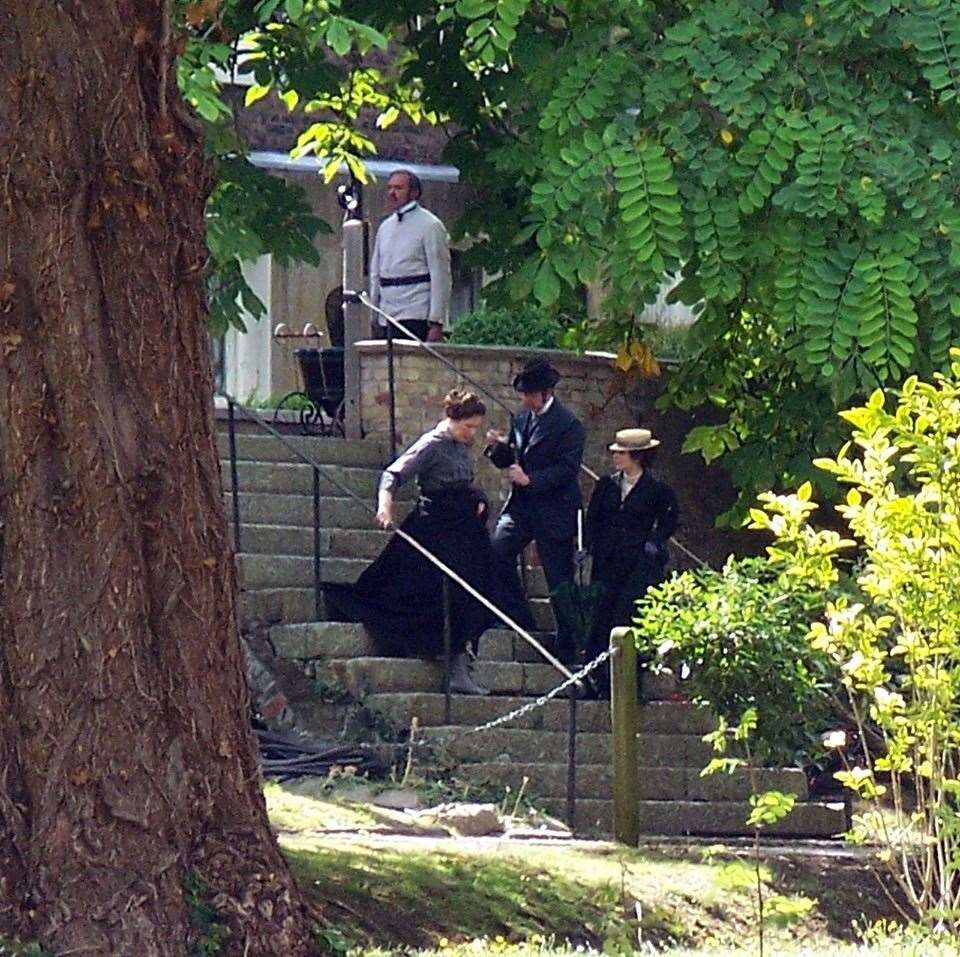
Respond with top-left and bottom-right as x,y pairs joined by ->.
584,428 -> 679,689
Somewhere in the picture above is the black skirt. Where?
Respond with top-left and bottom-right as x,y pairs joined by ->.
324,485 -> 495,658
587,552 -> 667,659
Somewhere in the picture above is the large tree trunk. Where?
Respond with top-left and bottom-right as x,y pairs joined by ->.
0,4 -> 315,954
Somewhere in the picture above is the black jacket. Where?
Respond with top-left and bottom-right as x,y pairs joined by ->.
487,399 -> 585,541
585,471 -> 679,566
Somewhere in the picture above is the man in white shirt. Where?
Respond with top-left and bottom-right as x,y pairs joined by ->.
369,169 -> 452,343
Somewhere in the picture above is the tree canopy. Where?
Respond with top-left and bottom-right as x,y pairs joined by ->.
185,0 -> 960,520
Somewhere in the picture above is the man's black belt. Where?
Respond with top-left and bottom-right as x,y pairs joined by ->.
380,273 -> 431,287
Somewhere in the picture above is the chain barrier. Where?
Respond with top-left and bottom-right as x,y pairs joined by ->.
402,646 -> 618,752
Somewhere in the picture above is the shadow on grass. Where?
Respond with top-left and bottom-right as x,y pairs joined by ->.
284,844 -> 685,953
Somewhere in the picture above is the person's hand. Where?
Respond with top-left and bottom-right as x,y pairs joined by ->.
485,428 -> 504,446
644,541 -> 663,560
476,500 -> 487,518
376,505 -> 394,529
426,322 -> 444,342
508,464 -> 530,487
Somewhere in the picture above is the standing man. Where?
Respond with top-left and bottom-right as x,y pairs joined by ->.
485,359 -> 585,662
369,169 -> 452,342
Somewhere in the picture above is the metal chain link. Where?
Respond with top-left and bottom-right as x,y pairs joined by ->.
434,645 -> 619,743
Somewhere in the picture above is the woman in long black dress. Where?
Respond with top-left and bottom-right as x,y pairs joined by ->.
325,390 -> 494,695
584,428 -> 679,670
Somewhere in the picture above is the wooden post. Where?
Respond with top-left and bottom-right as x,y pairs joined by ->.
342,217 -> 364,439
610,626 -> 639,845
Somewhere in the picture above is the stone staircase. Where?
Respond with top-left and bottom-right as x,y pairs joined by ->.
218,426 -> 846,839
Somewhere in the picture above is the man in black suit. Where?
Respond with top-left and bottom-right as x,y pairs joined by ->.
485,359 -> 585,661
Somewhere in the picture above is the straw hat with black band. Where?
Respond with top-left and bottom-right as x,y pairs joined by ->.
608,428 -> 660,452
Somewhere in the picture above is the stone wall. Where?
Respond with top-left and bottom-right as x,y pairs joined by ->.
357,341 -> 755,568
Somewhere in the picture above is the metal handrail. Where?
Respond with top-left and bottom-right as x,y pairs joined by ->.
220,390 -> 579,685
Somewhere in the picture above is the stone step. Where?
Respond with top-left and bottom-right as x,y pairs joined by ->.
457,762 -> 810,802
239,553 -> 553,597
316,656 -> 671,701
240,554 -> 366,590
271,621 -> 376,659
366,692 -> 611,733
364,693 -> 714,735
318,656 -> 583,699
242,587 -> 555,629
313,652 -> 675,702
216,432 -> 387,467
241,587 -> 325,626
229,493 -> 410,529
232,492 -> 373,528
236,531 -> 558,597
415,726 -> 715,767
237,525 -> 390,559
223,461 -> 381,497
542,798 -> 846,839
271,623 -> 562,665
480,628 -> 661,666
477,628 -> 551,664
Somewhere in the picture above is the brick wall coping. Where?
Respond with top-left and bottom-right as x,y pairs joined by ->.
355,338 -> 679,369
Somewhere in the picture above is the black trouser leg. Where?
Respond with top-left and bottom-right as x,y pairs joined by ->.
491,512 -> 536,630
537,536 -> 576,661
401,319 -> 429,340
375,319 -> 429,340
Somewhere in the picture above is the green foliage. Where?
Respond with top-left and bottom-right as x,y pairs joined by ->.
206,157 -> 328,334
447,306 -> 565,348
177,0 -> 960,522
859,920 -> 960,957
176,0 -> 404,334
183,871 -> 230,956
396,0 -> 960,522
900,1 -> 960,104
635,555 -> 839,766
746,789 -> 797,829
284,844 -> 640,949
312,926 -> 351,955
0,938 -> 53,957
700,708 -> 806,956
612,140 -> 683,291
752,349 -> 960,929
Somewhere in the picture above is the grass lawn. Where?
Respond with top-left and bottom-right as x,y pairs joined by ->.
266,782 -> 917,956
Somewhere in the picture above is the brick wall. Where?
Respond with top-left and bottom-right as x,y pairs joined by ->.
357,341 -> 756,568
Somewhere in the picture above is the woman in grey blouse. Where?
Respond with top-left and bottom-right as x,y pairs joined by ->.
325,391 -> 494,694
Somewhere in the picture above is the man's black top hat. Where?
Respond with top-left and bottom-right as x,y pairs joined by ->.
513,359 -> 560,392
513,358 -> 561,392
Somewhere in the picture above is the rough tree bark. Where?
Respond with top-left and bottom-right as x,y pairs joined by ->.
0,3 -> 316,953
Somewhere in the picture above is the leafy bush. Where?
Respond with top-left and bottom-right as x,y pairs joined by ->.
448,307 -> 565,349
751,348 -> 960,930
635,556 -> 840,767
